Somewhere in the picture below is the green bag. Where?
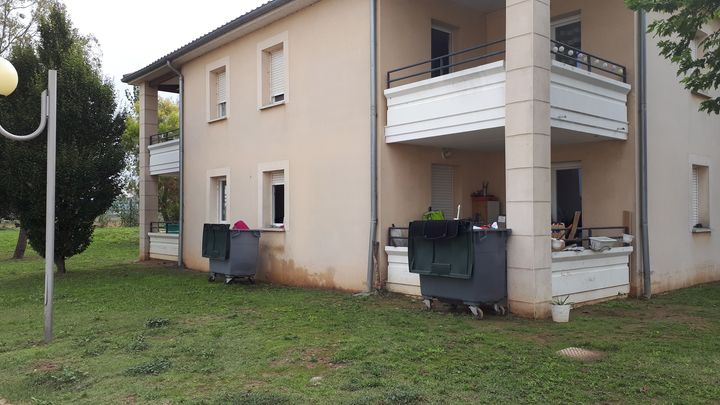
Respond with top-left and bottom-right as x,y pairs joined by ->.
422,210 -> 445,221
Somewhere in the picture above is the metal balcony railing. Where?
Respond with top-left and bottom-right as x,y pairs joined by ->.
387,39 -> 506,88
149,128 -> 180,146
386,39 -> 628,88
550,40 -> 627,83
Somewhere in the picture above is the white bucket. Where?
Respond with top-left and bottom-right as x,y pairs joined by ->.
551,304 -> 572,323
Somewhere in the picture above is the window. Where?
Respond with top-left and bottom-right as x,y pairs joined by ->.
431,164 -> 454,219
552,15 -> 581,67
218,178 -> 228,222
206,57 -> 229,122
271,171 -> 285,225
258,32 -> 288,108
690,164 -> 710,231
258,161 -> 289,229
551,162 -> 582,225
431,26 -> 452,78
216,70 -> 227,118
208,175 -> 228,223
269,47 -> 285,103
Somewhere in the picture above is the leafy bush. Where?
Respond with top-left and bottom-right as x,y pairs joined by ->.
144,318 -> 170,329
124,359 -> 171,376
31,367 -> 88,389
128,335 -> 149,352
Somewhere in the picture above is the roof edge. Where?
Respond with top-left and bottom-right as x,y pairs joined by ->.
121,0 -> 295,84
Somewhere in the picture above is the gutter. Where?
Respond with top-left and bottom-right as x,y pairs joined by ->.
366,0 -> 378,292
166,61 -> 185,269
637,11 -> 651,298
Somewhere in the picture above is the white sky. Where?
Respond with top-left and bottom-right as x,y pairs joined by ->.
62,0 -> 268,103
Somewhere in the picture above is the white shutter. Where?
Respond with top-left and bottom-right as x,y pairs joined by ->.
271,171 -> 284,186
691,166 -> 700,226
217,71 -> 227,103
431,165 -> 454,219
269,48 -> 285,97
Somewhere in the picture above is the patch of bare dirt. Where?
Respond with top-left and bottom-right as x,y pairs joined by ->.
579,304 -> 712,329
33,361 -> 58,372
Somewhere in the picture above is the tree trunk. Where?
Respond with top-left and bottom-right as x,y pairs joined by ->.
55,257 -> 66,274
12,228 -> 28,259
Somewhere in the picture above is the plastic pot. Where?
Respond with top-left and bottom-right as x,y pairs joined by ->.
551,304 -> 572,323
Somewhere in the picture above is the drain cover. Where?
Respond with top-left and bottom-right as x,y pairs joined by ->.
556,347 -> 605,361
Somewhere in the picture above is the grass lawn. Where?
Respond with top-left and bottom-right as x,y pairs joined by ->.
1,228 -> 719,404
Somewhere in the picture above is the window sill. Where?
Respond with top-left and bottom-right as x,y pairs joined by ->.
692,228 -> 711,234
259,100 -> 286,111
260,227 -> 286,232
208,116 -> 227,124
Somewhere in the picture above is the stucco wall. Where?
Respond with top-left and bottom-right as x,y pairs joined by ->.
180,0 -> 371,291
646,15 -> 720,293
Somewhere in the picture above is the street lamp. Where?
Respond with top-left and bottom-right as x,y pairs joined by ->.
0,56 -> 57,343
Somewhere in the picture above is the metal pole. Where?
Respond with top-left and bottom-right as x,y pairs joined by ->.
43,70 -> 57,343
0,68 -> 55,343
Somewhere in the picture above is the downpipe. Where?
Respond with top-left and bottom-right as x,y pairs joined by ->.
637,11 -> 651,298
366,0 -> 378,292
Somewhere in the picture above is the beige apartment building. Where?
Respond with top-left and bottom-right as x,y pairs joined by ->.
123,0 -> 720,318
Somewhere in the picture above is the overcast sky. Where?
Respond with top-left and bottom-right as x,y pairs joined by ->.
63,0 -> 268,102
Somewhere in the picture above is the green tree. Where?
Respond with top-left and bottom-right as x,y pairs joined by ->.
0,0 -> 53,259
121,94 -> 179,222
626,0 -> 720,113
0,4 -> 125,273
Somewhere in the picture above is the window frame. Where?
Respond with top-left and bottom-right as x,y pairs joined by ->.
257,32 -> 289,110
206,57 -> 230,123
218,178 -> 228,223
258,161 -> 290,231
689,156 -> 711,233
206,168 -> 230,224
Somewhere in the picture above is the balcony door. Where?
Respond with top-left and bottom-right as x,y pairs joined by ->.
431,26 -> 452,78
552,15 -> 581,67
551,162 -> 582,226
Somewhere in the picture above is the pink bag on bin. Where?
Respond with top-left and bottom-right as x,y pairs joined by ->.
232,220 -> 250,230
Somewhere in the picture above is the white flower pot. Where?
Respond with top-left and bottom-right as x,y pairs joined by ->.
551,304 -> 572,323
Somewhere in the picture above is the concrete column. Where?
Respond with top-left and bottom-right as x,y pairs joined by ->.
139,83 -> 158,260
504,0 -> 552,318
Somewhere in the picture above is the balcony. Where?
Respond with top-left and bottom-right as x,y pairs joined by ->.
384,40 -> 631,148
148,129 -> 180,175
148,222 -> 179,261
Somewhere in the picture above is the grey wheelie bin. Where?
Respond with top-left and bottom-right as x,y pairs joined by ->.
202,224 -> 261,284
408,220 -> 511,319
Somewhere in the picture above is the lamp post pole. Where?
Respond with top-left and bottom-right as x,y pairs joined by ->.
43,70 -> 57,343
0,63 -> 57,343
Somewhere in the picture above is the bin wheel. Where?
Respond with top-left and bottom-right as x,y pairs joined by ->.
494,303 -> 508,316
469,305 -> 484,320
422,299 -> 433,311
208,274 -> 216,282
224,277 -> 233,285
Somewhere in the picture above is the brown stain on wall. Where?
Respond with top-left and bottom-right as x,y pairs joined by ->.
257,244 -> 358,293
652,262 -> 720,294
